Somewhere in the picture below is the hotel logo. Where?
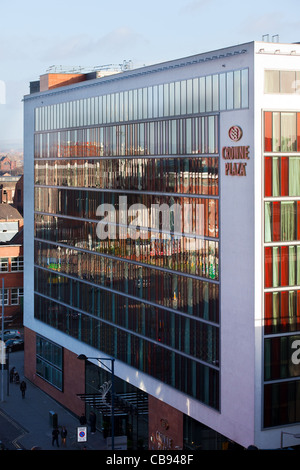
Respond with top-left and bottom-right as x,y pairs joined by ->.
223,125 -> 249,176
228,125 -> 243,142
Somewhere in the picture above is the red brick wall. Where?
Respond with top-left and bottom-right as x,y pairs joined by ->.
13,176 -> 23,214
0,242 -> 23,258
0,244 -> 23,324
148,395 -> 183,450
24,327 -> 86,417
40,73 -> 86,91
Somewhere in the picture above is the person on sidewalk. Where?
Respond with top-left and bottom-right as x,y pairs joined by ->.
52,427 -> 60,447
79,413 -> 87,425
9,367 -> 15,383
20,380 -> 26,398
89,410 -> 96,434
61,426 -> 67,447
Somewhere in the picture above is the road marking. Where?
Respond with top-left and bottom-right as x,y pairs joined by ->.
0,408 -> 28,449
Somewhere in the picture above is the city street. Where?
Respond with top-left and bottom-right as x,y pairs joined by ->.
0,350 -> 106,451
0,407 -> 27,449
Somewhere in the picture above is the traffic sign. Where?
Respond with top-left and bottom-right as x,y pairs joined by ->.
77,426 -> 87,442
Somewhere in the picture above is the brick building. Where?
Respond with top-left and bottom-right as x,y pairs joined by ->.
0,156 -> 16,174
13,175 -> 23,215
0,204 -> 23,326
0,204 -> 23,242
0,226 -> 23,327
0,176 -> 22,205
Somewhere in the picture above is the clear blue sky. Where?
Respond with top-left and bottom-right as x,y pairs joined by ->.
0,0 -> 300,151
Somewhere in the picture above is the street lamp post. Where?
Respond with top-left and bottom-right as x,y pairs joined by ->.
77,354 -> 115,450
280,431 -> 300,449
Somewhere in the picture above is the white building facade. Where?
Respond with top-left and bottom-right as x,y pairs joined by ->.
23,40 -> 300,449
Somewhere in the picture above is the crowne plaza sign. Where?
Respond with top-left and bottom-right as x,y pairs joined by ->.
222,125 -> 250,176
222,145 -> 249,176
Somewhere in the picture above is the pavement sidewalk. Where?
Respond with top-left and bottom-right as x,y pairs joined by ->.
0,350 -> 107,450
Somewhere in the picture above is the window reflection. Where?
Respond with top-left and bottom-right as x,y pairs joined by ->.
264,290 -> 300,335
35,69 -> 249,132
264,335 -> 300,381
34,290 -> 219,408
34,117 -> 219,159
265,245 -> 300,288
35,157 -> 219,195
34,265 -> 219,363
264,201 -> 299,243
264,111 -> 300,152
32,64 -> 232,413
263,107 -> 300,427
264,380 -> 300,427
35,239 -> 219,319
34,213 -> 219,279
226,72 -> 233,110
264,70 -> 300,94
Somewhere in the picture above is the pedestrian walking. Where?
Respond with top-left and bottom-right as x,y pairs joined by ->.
61,426 -> 67,447
20,380 -> 26,398
79,413 -> 87,425
89,410 -> 96,434
52,427 -> 60,447
9,367 -> 15,383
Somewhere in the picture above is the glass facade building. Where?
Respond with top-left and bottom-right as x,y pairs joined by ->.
24,41 -> 300,449
264,110 -> 300,426
33,68 -> 250,409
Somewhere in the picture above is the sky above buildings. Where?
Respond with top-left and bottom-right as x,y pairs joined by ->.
0,0 -> 300,152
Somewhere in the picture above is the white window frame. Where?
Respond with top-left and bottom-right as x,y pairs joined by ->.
11,257 -> 24,272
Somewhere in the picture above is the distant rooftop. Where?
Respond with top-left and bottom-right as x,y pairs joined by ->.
30,60 -> 135,94
9,226 -> 23,245
0,204 -> 22,220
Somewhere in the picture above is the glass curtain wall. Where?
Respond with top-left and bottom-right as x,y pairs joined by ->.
30,68 -> 243,411
264,111 -> 300,426
34,68 -> 249,132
